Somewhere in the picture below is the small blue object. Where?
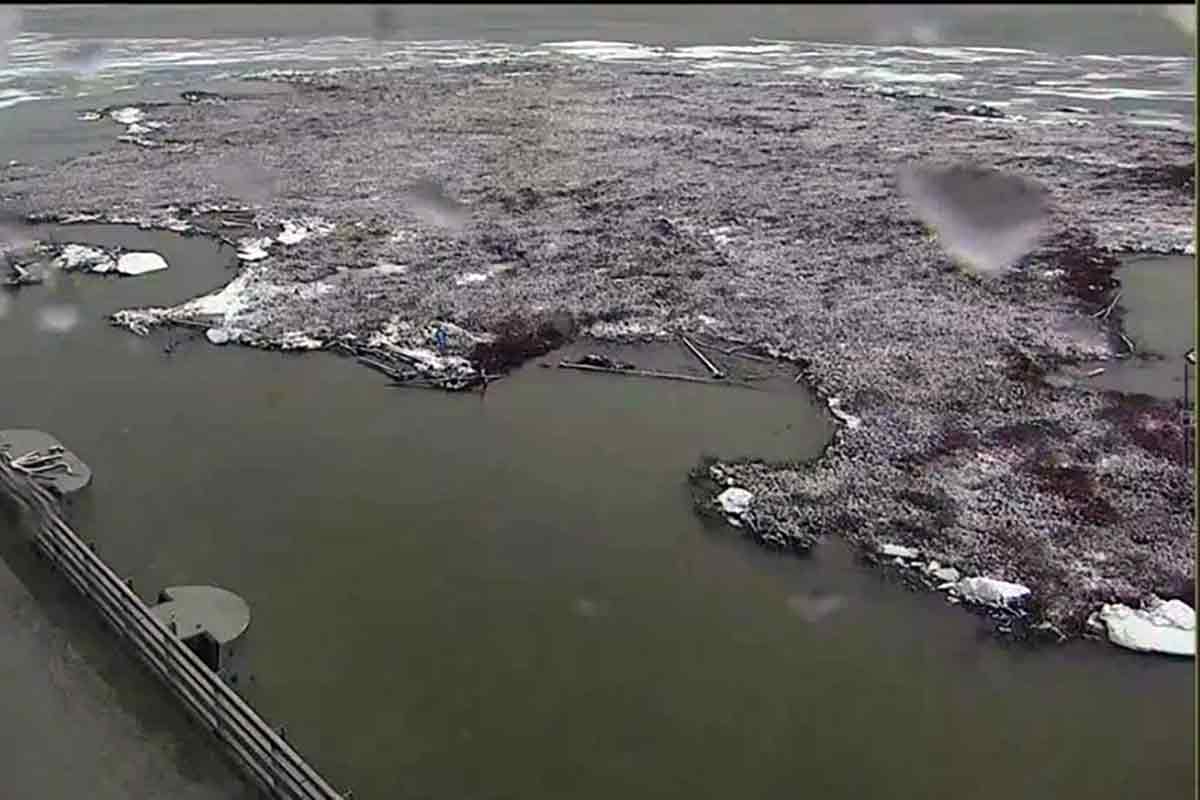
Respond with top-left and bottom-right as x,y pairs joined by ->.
434,327 -> 448,354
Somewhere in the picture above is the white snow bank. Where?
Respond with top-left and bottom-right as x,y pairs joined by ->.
878,542 -> 920,560
275,217 -> 335,246
717,487 -> 754,515
182,272 -> 256,319
1098,598 -> 1195,657
237,237 -> 272,262
954,576 -> 1031,607
395,347 -> 473,374
278,331 -> 324,351
364,263 -> 408,276
109,106 -> 144,125
55,244 -> 115,273
116,251 -> 168,276
454,262 -> 513,287
205,327 -> 240,345
827,397 -> 862,429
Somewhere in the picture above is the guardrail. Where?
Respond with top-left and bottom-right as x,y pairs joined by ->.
0,459 -> 347,800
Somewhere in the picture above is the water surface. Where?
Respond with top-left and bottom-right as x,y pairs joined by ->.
0,227 -> 1191,800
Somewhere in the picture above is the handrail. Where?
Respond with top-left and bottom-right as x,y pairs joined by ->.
0,459 -> 347,800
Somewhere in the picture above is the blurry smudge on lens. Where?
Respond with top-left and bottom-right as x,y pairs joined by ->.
371,6 -> 402,40
213,155 -> 278,207
401,179 -> 469,232
871,7 -> 943,45
36,304 -> 81,334
573,597 -> 606,618
786,590 -> 847,623
59,40 -> 108,79
0,7 -> 21,66
0,214 -> 37,257
897,162 -> 1050,278
1162,5 -> 1196,36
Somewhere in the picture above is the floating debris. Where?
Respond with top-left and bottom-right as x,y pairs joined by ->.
579,353 -> 635,371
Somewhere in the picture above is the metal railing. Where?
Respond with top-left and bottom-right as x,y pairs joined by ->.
0,459 -> 346,800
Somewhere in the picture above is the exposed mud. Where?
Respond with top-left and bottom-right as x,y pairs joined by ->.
0,61 -> 1192,640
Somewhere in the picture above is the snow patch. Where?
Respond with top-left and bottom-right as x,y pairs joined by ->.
953,576 -> 1031,608
275,217 -> 335,246
827,397 -> 862,429
1098,598 -> 1195,657
878,542 -> 920,560
116,251 -> 169,276
717,487 -> 754,515
454,262 -> 513,287
109,107 -> 144,125
278,331 -> 325,351
237,237 -> 272,262
205,327 -> 238,345
55,244 -> 115,273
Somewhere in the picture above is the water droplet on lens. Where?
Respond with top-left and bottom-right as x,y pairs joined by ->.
897,161 -> 1049,277
37,304 -> 80,334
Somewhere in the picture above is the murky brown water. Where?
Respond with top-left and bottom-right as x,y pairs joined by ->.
0,228 -> 1192,800
1071,255 -> 1197,400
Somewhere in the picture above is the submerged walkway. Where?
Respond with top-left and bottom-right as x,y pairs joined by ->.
0,456 -> 346,800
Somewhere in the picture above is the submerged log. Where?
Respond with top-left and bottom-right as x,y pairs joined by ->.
679,334 -> 726,379
559,360 -> 736,386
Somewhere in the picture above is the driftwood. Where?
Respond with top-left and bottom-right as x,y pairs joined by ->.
679,335 -> 726,379
726,348 -> 774,364
1120,333 -> 1136,354
356,355 -> 412,381
1091,290 -> 1122,320
690,333 -> 776,364
559,360 -> 738,386
4,262 -> 42,287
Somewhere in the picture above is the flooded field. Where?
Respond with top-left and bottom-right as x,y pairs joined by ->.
0,227 -> 1193,799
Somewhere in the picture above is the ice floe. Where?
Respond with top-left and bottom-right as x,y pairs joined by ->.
1096,597 -> 1195,657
